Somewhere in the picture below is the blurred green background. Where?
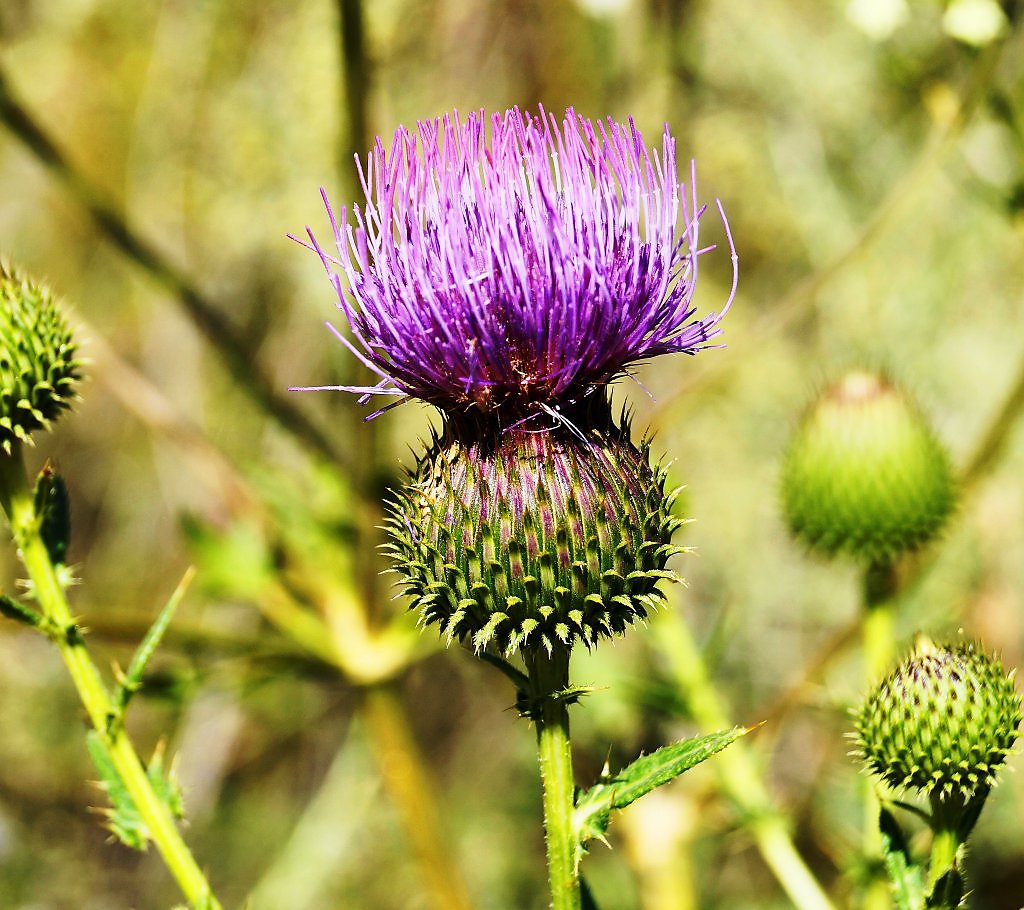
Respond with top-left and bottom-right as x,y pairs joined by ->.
1,0 -> 1023,907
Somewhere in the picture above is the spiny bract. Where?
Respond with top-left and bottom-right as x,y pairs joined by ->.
385,406 -> 686,656
855,639 -> 1022,799
0,263 -> 81,454
781,370 -> 955,564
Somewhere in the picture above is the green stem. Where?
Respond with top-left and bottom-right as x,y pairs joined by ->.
0,450 -> 221,910
654,613 -> 836,910
926,793 -> 969,909
862,562 -> 898,682
928,828 -> 959,895
861,563 -> 898,910
526,646 -> 582,910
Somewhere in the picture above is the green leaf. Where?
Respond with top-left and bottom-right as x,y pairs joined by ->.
573,727 -> 745,851
878,806 -> 926,910
33,461 -> 70,565
111,567 -> 195,723
86,732 -> 185,851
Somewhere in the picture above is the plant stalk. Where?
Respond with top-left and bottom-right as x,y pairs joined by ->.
0,449 -> 221,910
654,612 -> 836,910
526,646 -> 582,910
861,562 -> 899,910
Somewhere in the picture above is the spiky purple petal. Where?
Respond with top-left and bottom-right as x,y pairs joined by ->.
295,106 -> 736,418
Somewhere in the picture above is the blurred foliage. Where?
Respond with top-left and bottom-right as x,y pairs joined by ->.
1,0 -> 1024,908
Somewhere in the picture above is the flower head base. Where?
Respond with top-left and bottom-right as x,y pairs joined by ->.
855,638 -> 1021,799
296,106 -> 735,421
0,263 -> 82,454
385,400 -> 686,655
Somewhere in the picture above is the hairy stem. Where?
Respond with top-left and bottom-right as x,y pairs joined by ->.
926,793 -> 970,909
526,646 -> 582,910
0,449 -> 221,910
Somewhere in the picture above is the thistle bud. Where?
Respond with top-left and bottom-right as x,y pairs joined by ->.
0,263 -> 81,454
385,403 -> 686,656
781,371 -> 955,564
855,639 -> 1021,798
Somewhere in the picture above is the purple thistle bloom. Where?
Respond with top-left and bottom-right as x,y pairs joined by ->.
294,106 -> 736,420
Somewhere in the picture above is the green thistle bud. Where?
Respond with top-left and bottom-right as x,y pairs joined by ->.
855,638 -> 1022,798
0,263 -> 81,453
385,402 -> 686,656
781,370 -> 955,564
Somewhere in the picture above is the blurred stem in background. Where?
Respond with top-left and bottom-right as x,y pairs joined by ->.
0,65 -> 351,476
648,30 -> 1009,426
0,446 -> 222,910
361,685 -> 474,910
653,609 -> 837,910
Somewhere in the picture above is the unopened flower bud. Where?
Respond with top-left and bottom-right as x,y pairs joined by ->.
855,638 -> 1021,798
0,263 -> 81,453
781,371 -> 955,564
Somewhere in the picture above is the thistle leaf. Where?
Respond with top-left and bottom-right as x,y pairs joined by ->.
574,727 -> 745,851
112,567 -> 195,721
86,732 -> 185,851
878,807 -> 926,910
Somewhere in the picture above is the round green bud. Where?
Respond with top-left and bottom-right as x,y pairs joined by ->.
855,638 -> 1022,798
0,262 -> 81,453
385,400 -> 686,656
781,370 -> 955,564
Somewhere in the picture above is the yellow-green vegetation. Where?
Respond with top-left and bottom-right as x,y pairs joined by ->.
1,1 -> 1023,908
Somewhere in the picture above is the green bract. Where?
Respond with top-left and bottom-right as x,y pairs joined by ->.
855,639 -> 1022,798
0,263 -> 81,453
781,370 -> 955,564
385,403 -> 686,656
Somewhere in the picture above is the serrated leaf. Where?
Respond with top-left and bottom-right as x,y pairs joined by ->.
574,727 -> 744,851
87,731 -> 148,850
33,461 -> 70,565
86,732 -> 185,851
878,807 -> 926,910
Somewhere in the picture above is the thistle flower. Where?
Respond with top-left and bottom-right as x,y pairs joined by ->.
298,108 -> 736,653
295,106 -> 736,421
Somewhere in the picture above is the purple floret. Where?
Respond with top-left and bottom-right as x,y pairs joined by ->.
294,106 -> 736,419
